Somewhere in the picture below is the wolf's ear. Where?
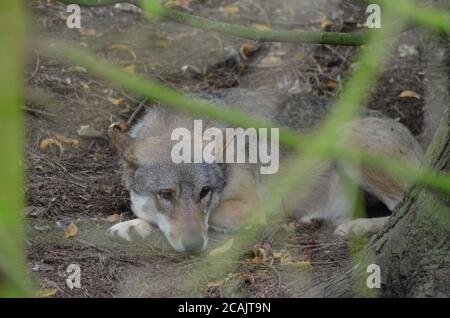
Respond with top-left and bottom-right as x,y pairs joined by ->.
108,122 -> 137,165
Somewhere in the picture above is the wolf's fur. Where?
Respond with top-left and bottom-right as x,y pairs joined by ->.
107,88 -> 422,252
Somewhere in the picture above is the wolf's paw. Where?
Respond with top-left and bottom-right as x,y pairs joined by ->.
106,219 -> 153,242
334,217 -> 389,237
108,121 -> 129,135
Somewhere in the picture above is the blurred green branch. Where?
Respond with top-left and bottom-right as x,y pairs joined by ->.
371,0 -> 450,36
62,0 -> 411,46
62,0 -> 136,5
0,0 -> 30,297
139,0 -> 374,46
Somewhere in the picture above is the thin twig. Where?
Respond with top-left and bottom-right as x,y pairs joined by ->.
127,98 -> 148,125
264,264 -> 282,297
26,53 -> 40,82
23,106 -> 57,118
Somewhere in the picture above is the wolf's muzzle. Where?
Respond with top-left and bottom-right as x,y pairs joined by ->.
181,234 -> 205,252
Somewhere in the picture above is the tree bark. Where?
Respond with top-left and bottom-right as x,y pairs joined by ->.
377,113 -> 450,297
308,112 -> 450,297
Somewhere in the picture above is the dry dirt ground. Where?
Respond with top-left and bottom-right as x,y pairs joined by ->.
24,0 -> 442,297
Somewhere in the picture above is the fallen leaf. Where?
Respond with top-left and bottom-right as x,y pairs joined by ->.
208,238 -> 234,256
35,165 -> 44,172
283,222 -> 297,238
273,249 -> 294,265
308,238 -> 317,245
293,52 -> 306,61
258,56 -> 283,67
35,289 -> 58,298
148,62 -> 162,70
34,225 -> 50,232
107,44 -> 137,61
106,213 -> 121,223
240,273 -> 255,284
63,66 -> 87,73
354,19 -> 367,28
291,260 -> 313,270
220,6 -> 240,14
156,39 -> 173,49
324,80 -> 338,89
123,64 -> 136,74
55,134 -> 80,148
207,279 -> 225,287
39,138 -> 64,154
164,0 -> 190,8
179,0 -> 190,8
115,3 -> 142,13
164,1 -> 178,8
58,13 -> 68,21
64,222 -> 78,238
79,28 -> 97,36
239,43 -> 258,60
119,105 -> 131,114
107,96 -> 124,106
79,81 -> 90,90
181,64 -> 202,77
252,23 -> 271,31
320,17 -> 332,30
251,247 -> 268,264
399,90 -> 421,99
178,32 -> 189,39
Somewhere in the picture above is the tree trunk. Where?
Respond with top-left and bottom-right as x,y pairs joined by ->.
375,114 -> 450,297
307,111 -> 449,298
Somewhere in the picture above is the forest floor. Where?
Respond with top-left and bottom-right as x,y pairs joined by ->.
25,0 -> 433,297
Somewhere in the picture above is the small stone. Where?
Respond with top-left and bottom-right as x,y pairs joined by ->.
24,206 -> 46,218
77,125 -> 103,138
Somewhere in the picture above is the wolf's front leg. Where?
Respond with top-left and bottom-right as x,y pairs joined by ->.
334,216 -> 389,237
106,219 -> 154,242
210,200 -> 256,232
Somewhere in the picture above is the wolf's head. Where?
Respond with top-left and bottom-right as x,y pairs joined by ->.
109,123 -> 225,252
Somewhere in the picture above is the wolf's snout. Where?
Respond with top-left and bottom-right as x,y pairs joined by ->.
181,234 -> 205,252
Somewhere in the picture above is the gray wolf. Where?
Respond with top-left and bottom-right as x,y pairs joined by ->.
106,87 -> 422,252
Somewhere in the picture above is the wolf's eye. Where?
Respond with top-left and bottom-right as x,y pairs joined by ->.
199,186 -> 212,200
157,189 -> 174,201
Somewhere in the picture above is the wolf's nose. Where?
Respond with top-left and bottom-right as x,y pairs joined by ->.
182,235 -> 205,252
